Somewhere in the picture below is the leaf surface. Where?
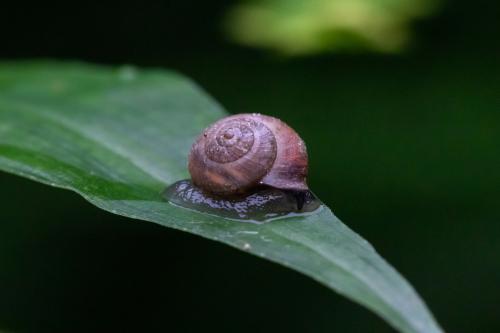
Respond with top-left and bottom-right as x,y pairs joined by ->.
0,62 -> 442,333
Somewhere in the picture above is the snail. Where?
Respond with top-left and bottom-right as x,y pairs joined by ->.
163,113 -> 320,222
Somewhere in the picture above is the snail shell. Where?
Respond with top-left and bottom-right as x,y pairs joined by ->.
188,113 -> 308,195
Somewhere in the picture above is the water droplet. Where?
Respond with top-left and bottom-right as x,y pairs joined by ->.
162,180 -> 322,223
236,231 -> 259,235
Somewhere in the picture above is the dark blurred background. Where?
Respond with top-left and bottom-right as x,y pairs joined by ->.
1,0 -> 499,332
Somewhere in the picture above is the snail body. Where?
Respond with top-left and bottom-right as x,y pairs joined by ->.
188,113 -> 309,196
163,113 -> 319,222
163,179 -> 320,222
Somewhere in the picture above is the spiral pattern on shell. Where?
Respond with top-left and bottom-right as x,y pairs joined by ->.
189,115 -> 277,195
204,118 -> 257,163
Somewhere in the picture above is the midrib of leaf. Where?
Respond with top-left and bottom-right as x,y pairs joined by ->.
0,145 -> 422,332
0,141 -> 424,332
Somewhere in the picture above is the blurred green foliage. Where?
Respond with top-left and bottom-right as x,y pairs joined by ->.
225,0 -> 441,54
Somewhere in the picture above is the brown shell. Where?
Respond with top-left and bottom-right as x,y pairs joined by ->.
188,113 -> 308,195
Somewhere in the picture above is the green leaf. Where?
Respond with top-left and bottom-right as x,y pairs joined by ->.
0,61 -> 442,333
